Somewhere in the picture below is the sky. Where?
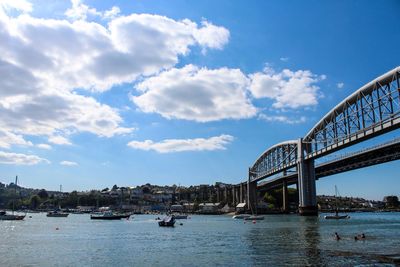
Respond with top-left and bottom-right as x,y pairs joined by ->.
0,0 -> 399,200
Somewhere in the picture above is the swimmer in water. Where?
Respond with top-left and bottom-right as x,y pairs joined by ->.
334,232 -> 341,240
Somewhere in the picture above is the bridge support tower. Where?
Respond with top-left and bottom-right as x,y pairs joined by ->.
282,179 -> 289,213
297,138 -> 318,216
247,170 -> 257,213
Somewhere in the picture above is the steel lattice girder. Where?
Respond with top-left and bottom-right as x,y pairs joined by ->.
304,67 -> 400,159
249,140 -> 298,182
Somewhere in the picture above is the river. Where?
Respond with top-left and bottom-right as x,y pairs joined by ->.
1,212 -> 399,266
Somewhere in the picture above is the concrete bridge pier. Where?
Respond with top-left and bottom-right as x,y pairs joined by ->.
247,171 -> 257,213
297,138 -> 318,216
282,179 -> 289,213
239,183 -> 245,203
232,186 -> 237,206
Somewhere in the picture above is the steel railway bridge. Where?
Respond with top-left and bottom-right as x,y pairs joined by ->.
239,66 -> 400,215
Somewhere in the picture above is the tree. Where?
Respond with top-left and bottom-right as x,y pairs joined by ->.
264,192 -> 277,208
30,195 -> 41,209
384,196 -> 399,208
142,187 -> 151,194
38,189 -> 48,200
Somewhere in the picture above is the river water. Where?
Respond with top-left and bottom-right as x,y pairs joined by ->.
1,212 -> 399,266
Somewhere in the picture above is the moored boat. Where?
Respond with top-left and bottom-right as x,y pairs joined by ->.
244,215 -> 264,220
0,176 -> 26,221
158,216 -> 175,227
324,185 -> 350,220
232,214 -> 251,219
0,211 -> 25,221
90,211 -> 130,220
47,211 -> 69,217
324,213 -> 350,220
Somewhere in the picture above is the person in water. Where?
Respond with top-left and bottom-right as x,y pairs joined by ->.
334,232 -> 341,240
354,233 -> 366,240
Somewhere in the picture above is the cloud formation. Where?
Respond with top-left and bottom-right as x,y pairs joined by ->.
249,67 -> 325,109
0,151 -> 49,165
0,1 -> 229,149
259,114 -> 307,124
60,160 -> 78,166
337,82 -> 344,89
127,134 -> 234,153
133,65 -> 256,122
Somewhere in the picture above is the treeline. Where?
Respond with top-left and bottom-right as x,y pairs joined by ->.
0,188 -> 124,210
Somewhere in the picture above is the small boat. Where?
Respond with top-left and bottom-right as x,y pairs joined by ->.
0,210 -> 25,221
324,213 -> 350,220
90,211 -> 130,220
244,215 -> 264,220
0,176 -> 25,221
158,216 -> 175,227
47,211 -> 69,217
324,185 -> 350,220
232,214 -> 251,219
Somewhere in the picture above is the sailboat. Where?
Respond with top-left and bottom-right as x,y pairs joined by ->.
244,201 -> 264,221
324,185 -> 350,220
0,176 -> 26,221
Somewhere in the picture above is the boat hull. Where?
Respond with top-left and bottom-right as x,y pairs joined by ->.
324,215 -> 350,219
244,215 -> 264,220
158,221 -> 175,227
158,216 -> 175,227
0,215 -> 25,220
47,213 -> 69,217
90,214 -> 130,220
233,214 -> 251,219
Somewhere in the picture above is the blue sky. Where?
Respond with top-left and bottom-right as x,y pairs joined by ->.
0,0 -> 399,200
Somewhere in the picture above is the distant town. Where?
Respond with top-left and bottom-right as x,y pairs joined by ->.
0,181 -> 398,214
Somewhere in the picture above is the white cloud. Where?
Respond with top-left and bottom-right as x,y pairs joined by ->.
0,151 -> 49,165
280,57 -> 289,62
36,143 -> 52,150
127,134 -> 234,153
103,6 -> 120,19
193,20 -> 229,52
0,3 -> 229,149
0,0 -> 32,13
0,130 -> 32,149
60,160 -> 78,166
259,114 -> 307,124
249,67 -> 325,109
133,65 -> 256,122
48,136 -> 72,146
337,82 -> 344,89
65,0 -> 101,21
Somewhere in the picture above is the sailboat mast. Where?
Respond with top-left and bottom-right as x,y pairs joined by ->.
12,176 -> 18,214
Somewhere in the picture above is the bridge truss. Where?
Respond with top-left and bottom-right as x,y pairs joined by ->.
304,67 -> 400,159
249,66 -> 400,184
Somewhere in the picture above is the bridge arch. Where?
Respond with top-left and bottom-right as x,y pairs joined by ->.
250,140 -> 298,182
304,66 -> 400,159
